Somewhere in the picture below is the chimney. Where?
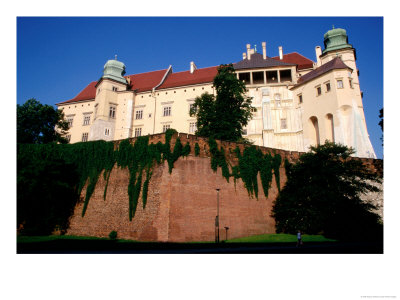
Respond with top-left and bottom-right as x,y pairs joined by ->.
315,46 -> 322,67
262,42 -> 267,59
279,46 -> 283,60
190,61 -> 197,74
242,52 -> 247,60
246,44 -> 251,60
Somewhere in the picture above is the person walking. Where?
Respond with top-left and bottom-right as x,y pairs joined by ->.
296,230 -> 302,247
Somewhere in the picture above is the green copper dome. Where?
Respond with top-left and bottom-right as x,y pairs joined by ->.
102,57 -> 127,84
322,26 -> 353,54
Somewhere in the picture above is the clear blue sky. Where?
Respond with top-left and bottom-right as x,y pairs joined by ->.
17,17 -> 383,158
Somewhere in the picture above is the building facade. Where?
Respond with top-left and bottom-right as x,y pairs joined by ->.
56,27 -> 376,158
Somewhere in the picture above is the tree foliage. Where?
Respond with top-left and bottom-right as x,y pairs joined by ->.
17,145 -> 80,235
272,142 -> 382,241
17,98 -> 69,144
190,64 -> 253,142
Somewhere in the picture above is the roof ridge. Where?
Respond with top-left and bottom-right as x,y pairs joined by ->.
169,65 -> 219,75
125,68 -> 169,77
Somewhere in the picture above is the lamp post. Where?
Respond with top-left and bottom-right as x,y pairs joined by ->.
215,188 -> 220,243
224,226 -> 229,241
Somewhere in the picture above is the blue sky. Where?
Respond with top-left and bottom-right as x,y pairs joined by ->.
17,17 -> 383,158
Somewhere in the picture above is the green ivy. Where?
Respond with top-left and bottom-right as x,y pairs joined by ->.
194,143 -> 200,156
209,144 -> 281,199
18,130 -> 282,224
208,137 -> 230,182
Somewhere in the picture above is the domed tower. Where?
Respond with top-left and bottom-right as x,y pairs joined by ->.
322,26 -> 353,54
102,58 -> 128,84
89,56 -> 132,142
313,27 -> 376,158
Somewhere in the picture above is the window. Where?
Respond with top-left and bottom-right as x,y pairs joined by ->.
242,128 -> 247,135
97,88 -> 101,95
112,86 -> 118,92
67,118 -> 74,127
104,128 -> 110,136
66,135 -> 71,143
349,78 -> 353,88
82,133 -> 89,142
252,71 -> 264,84
251,107 -> 257,113
163,106 -> 171,117
238,72 -> 251,84
266,71 -> 278,83
281,118 -> 287,129
109,106 -> 116,118
83,115 -> 91,126
135,110 -> 143,120
316,86 -> 322,96
326,82 -> 331,92
279,69 -> 292,82
189,103 -> 197,114
337,79 -> 344,89
189,122 -> 197,134
134,128 -> 142,137
298,94 -> 303,104
163,124 -> 170,132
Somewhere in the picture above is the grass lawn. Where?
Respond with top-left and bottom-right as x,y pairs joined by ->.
226,233 -> 336,243
17,234 -> 382,254
17,233 -> 335,244
17,235 -> 138,243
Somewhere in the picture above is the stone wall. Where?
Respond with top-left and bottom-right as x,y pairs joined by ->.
66,132 -> 383,242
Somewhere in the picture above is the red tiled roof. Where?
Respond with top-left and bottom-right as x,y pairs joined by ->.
272,52 -> 314,70
157,66 -> 218,90
127,69 -> 169,93
57,81 -> 98,105
293,57 -> 352,88
57,69 -> 168,105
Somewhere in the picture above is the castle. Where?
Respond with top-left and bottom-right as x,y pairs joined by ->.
56,27 -> 376,158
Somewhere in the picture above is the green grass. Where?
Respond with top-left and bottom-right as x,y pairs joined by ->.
226,233 -> 336,243
17,235 -> 138,243
17,233 -> 336,244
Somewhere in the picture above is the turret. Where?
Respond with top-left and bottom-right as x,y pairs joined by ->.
322,26 -> 353,54
102,56 -> 128,84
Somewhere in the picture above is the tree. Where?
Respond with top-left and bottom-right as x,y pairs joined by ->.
190,64 -> 253,142
272,142 -> 382,241
17,145 -> 80,235
17,98 -> 69,144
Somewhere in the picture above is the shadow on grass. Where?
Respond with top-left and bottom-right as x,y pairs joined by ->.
17,235 -> 383,254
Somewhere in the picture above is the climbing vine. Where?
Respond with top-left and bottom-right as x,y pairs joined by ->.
207,142 -> 282,199
208,137 -> 230,182
18,129 -> 282,226
194,142 -> 200,156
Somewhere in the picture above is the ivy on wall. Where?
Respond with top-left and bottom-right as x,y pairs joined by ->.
18,129 -> 282,225
209,144 -> 282,199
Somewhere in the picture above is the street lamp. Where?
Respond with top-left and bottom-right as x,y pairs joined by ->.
215,188 -> 220,243
224,226 -> 229,241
